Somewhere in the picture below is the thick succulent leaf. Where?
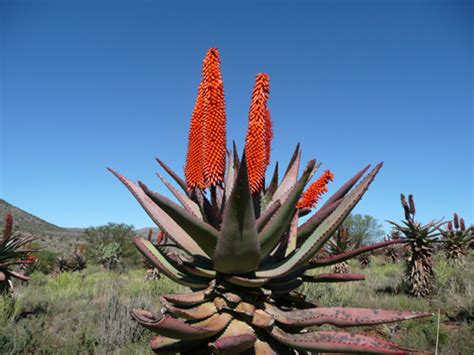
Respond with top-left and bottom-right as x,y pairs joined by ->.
216,185 -> 225,211
209,334 -> 256,355
256,200 -> 281,233
320,164 -> 370,210
0,271 -> 6,281
133,237 -> 208,288
262,162 -> 279,207
180,264 -> 216,279
232,140 -> 240,170
208,319 -> 256,354
309,239 -> 406,268
264,277 -> 303,294
109,169 -> 209,258
161,287 -> 215,306
225,275 -> 270,288
214,154 -> 261,274
149,335 -> 206,354
224,150 -> 235,202
302,273 -> 365,283
265,303 -> 432,327
259,160 -> 316,260
140,182 -> 219,257
284,212 -> 299,257
297,199 -> 342,241
256,163 -> 383,279
269,327 -> 412,354
271,144 -> 301,204
160,299 -> 217,320
234,302 -> 257,317
252,309 -> 275,328
156,158 -> 188,192
191,189 -> 219,227
308,161 -> 322,182
131,309 -> 233,340
5,270 -> 30,281
156,173 -> 202,219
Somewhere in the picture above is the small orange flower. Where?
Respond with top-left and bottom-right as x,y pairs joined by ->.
245,73 -> 272,193
297,170 -> 334,209
157,231 -> 165,244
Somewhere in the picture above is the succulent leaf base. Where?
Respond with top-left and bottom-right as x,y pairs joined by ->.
111,48 -> 432,354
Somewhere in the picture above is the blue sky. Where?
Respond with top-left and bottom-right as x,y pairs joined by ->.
1,0 -> 472,231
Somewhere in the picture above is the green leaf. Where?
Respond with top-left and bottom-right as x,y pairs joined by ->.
132,237 -> 208,288
156,173 -> 202,219
259,160 -> 315,260
256,163 -> 383,279
108,168 -> 209,259
214,154 -> 261,274
139,181 -> 219,257
270,144 -> 301,205
320,164 -> 370,210
156,158 -> 188,192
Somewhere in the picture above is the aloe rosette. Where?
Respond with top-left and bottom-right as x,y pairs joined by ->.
0,213 -> 36,293
441,213 -> 472,265
110,48 -> 432,354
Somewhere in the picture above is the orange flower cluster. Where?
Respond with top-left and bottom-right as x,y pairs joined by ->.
22,242 -> 37,264
157,231 -> 165,244
185,48 -> 227,190
244,73 -> 272,193
297,170 -> 334,209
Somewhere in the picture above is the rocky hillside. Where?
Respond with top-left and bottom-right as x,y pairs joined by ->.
0,199 -> 158,254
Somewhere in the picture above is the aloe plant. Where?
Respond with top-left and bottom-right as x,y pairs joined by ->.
326,227 -> 351,273
0,214 -> 36,294
110,48 -> 432,353
388,194 -> 443,298
441,213 -> 472,265
384,230 -> 403,263
57,252 -> 87,273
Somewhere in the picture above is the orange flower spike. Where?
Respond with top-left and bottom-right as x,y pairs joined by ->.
185,82 -> 206,190
297,170 -> 335,209
264,108 -> 273,167
245,73 -> 271,194
202,48 -> 227,187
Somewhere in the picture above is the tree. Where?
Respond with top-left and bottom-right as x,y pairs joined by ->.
84,223 -> 141,269
343,214 -> 384,247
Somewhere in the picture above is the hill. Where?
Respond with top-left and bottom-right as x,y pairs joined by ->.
0,199 -> 159,254
0,199 -> 82,237
0,199 -> 86,254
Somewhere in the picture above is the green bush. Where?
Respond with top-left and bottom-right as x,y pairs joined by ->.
35,250 -> 59,274
85,223 -> 142,269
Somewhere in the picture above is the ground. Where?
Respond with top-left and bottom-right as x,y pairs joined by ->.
1,254 -> 472,354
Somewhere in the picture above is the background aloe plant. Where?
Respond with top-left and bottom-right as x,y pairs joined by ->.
110,48 -> 432,354
325,226 -> 351,273
441,213 -> 472,266
0,214 -> 36,294
388,194 -> 443,298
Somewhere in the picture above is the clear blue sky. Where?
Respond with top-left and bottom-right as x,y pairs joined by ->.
1,0 -> 472,231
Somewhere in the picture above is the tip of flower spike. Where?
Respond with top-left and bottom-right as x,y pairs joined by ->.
297,170 -> 334,209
